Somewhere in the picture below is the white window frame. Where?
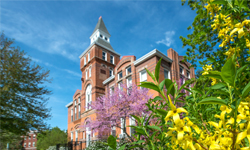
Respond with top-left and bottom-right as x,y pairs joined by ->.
78,104 -> 81,118
89,67 -> 91,77
126,66 -> 132,75
88,52 -> 90,62
78,97 -> 80,103
28,142 -> 31,147
24,136 -> 26,140
33,134 -> 35,139
71,132 -> 73,141
71,109 -> 73,122
140,69 -> 147,82
109,68 -> 113,77
126,76 -> 132,88
24,143 -> 26,147
85,85 -> 92,111
102,51 -> 107,61
85,69 -> 88,80
118,71 -> 122,80
33,142 -> 35,147
29,136 -> 31,140
75,106 -> 77,120
110,55 -> 114,64
180,67 -> 184,75
129,116 -> 136,136
164,69 -> 170,79
84,56 -> 86,65
187,70 -> 190,78
86,122 -> 91,147
120,118 -> 125,135
75,131 -> 78,142
118,81 -> 122,90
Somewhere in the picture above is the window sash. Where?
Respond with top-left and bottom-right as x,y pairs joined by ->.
118,71 -> 122,80
140,70 -> 147,82
110,55 -> 114,64
164,70 -> 169,79
102,52 -> 106,60
88,52 -> 90,62
126,66 -> 132,75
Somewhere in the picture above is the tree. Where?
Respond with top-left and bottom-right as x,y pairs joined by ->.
0,130 -> 23,150
37,127 -> 67,150
0,32 -> 52,136
180,0 -> 250,70
84,84 -> 152,142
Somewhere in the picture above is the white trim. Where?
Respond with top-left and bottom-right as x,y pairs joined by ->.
139,69 -> 147,82
134,49 -> 172,66
110,55 -> 114,64
126,66 -> 131,75
103,75 -> 115,85
79,41 -> 121,59
88,52 -> 90,62
65,102 -> 73,108
164,68 -> 170,79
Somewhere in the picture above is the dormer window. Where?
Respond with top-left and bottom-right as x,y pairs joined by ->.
100,34 -> 103,38
105,37 -> 108,41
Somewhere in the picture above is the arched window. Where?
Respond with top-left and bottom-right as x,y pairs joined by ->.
86,121 -> 91,147
85,84 -> 92,111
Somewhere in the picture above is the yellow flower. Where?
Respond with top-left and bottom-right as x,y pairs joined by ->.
169,120 -> 191,141
165,95 -> 188,124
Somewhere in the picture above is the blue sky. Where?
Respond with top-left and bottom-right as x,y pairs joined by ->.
1,0 -> 197,131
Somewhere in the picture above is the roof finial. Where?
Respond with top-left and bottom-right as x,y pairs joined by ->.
99,16 -> 102,20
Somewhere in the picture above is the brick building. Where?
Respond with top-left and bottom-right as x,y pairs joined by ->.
66,17 -> 195,148
21,131 -> 37,150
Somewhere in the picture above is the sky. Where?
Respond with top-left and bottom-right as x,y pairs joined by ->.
1,0 -> 197,131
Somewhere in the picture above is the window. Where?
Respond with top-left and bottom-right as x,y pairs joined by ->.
85,69 -> 88,80
109,68 -> 113,77
102,51 -> 107,61
75,106 -> 77,120
164,69 -> 169,79
89,67 -> 91,77
110,86 -> 114,95
78,104 -> 81,119
180,67 -> 184,75
78,97 -> 80,103
88,52 -> 90,62
187,71 -> 190,78
76,131 -> 78,142
105,37 -> 108,41
140,69 -> 147,82
86,122 -> 91,147
118,81 -> 123,90
33,142 -> 35,147
120,118 -> 126,135
85,84 -> 92,111
24,136 -> 26,140
29,136 -> 31,140
28,142 -> 31,147
24,143 -> 26,147
83,131 -> 85,139
126,66 -> 132,75
71,132 -> 73,141
33,134 -> 35,139
111,125 -> 116,137
71,109 -> 73,122
130,116 -> 136,136
84,56 -> 86,65
118,71 -> 122,80
127,76 -> 132,94
110,55 -> 114,64
100,34 -> 103,38
75,99 -> 77,105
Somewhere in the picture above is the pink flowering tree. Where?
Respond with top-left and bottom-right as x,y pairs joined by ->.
83,83 -> 152,142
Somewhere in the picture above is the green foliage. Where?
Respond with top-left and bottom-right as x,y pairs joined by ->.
0,130 -> 23,150
86,137 -> 129,150
37,127 -> 67,150
0,32 -> 52,135
180,0 -> 250,70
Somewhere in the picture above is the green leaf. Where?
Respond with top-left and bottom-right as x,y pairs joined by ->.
135,129 -> 146,135
211,83 -> 225,89
210,0 -> 227,5
147,126 -> 161,131
165,79 -> 175,96
198,97 -> 228,105
118,144 -> 127,150
153,96 -> 163,101
140,82 -> 160,92
155,58 -> 162,82
131,115 -> 141,125
155,109 -> 168,117
107,135 -> 116,150
221,57 -> 235,86
191,89 -> 203,95
207,57 -> 216,62
236,65 -> 247,78
146,68 -> 156,82
204,71 -> 222,80
159,79 -> 165,91
242,82 -> 250,98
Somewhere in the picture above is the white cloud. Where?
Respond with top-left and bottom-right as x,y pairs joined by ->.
1,7 -> 88,62
156,31 -> 175,47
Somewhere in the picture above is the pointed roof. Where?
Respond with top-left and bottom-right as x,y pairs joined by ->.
91,16 -> 110,36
